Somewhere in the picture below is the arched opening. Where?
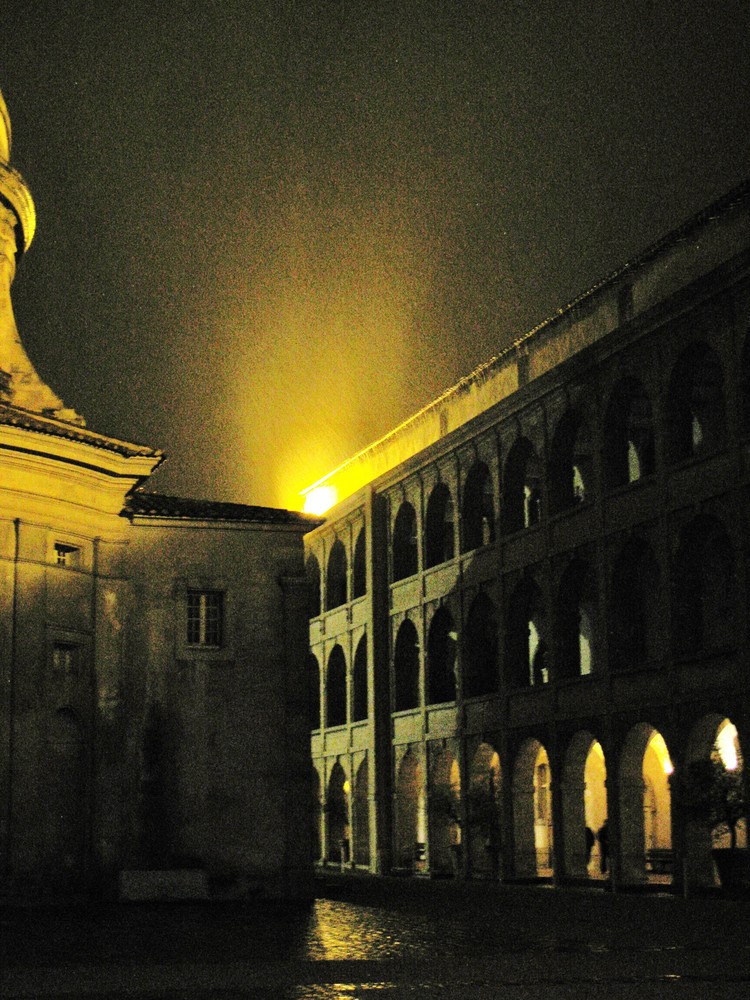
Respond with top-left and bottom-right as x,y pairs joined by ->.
393,619 -> 420,712
461,461 -> 495,552
462,591 -> 498,699
548,410 -> 592,514
312,766 -> 322,862
426,606 -> 456,705
603,377 -> 655,489
505,574 -> 548,688
683,714 -> 746,888
502,437 -> 542,534
392,502 -> 418,582
673,514 -> 735,657
326,645 -> 347,728
619,724 -> 673,884
326,540 -> 348,610
561,733 -> 607,878
429,749 -> 461,875
352,528 -> 367,599
306,555 -> 321,619
512,739 -> 554,877
556,558 -> 595,679
326,762 -> 350,864
309,653 -> 321,731
425,482 -> 455,568
48,707 -> 87,889
352,758 -> 370,867
394,749 -> 425,871
352,636 -> 368,722
468,743 -> 502,878
665,342 -> 726,463
610,537 -> 661,671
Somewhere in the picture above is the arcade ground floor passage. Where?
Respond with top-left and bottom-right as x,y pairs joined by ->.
312,713 -> 746,889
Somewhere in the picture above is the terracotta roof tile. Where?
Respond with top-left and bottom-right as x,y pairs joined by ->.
123,490 -> 322,528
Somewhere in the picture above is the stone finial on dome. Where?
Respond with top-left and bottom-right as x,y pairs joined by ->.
0,86 -> 83,423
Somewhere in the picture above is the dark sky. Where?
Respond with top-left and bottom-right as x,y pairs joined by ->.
2,1 -> 749,508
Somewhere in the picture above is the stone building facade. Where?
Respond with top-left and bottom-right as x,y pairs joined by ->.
305,180 -> 750,890
0,90 -> 318,900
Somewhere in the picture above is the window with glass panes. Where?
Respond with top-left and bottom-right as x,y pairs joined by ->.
186,590 -> 223,646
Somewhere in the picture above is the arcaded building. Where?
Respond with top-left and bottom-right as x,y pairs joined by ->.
305,180 -> 750,890
0,90 -> 318,899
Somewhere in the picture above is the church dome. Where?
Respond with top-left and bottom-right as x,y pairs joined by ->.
0,88 -> 35,251
0,89 -> 11,163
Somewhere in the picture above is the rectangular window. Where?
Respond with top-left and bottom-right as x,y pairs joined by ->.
186,590 -> 223,647
54,543 -> 80,567
52,642 -> 80,675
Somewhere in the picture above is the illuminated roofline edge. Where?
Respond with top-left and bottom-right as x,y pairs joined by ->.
0,402 -> 164,459
301,177 -> 750,502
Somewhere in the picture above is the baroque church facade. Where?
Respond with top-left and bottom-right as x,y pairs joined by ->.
305,179 -> 750,890
0,91 -> 318,900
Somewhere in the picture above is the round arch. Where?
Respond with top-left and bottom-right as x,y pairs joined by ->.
468,742 -> 502,878
326,761 -> 350,863
326,540 -> 348,610
429,748 -> 461,875
682,713 -> 746,887
561,731 -> 607,878
425,482 -> 455,568
512,738 -> 554,877
394,748 -> 424,871
502,437 -> 541,534
461,461 -> 495,552
392,502 -> 418,582
619,723 -> 673,884
426,606 -> 456,705
326,645 -> 347,728
393,618 -> 420,712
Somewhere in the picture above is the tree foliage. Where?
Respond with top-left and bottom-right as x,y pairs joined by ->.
677,755 -> 746,850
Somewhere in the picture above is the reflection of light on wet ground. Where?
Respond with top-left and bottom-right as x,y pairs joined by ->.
299,897 -> 618,962
302,899 -> 430,960
287,986 -> 399,999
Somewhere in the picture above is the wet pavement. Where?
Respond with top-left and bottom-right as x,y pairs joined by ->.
2,873 -> 750,998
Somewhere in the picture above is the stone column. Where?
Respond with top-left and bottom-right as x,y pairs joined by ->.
561,777 -> 588,877
619,778 -> 648,884
513,784 -> 537,877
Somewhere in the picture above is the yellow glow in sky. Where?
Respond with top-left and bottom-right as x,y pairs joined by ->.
303,485 -> 338,515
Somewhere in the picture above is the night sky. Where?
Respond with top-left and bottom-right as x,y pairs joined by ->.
2,2 -> 749,509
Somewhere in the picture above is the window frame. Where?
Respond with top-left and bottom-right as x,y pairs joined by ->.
186,589 -> 224,648
175,577 -> 231,660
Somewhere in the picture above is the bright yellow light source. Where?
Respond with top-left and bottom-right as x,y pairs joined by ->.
343,780 -> 351,795
717,721 -> 740,771
303,485 -> 338,515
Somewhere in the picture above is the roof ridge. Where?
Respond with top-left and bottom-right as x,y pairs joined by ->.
124,489 -> 322,526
